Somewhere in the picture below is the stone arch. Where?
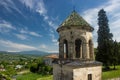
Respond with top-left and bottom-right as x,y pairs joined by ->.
89,39 -> 93,59
77,36 -> 87,44
75,39 -> 82,58
63,39 -> 68,58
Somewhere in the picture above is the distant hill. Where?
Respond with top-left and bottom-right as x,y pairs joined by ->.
17,50 -> 50,56
0,51 -> 37,61
0,50 -> 50,56
0,51 -> 58,62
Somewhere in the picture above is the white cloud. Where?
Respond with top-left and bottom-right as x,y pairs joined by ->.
20,0 -> 47,15
0,39 -> 58,52
48,20 -> 58,30
52,39 -> 57,43
110,18 -> 120,30
20,28 -> 42,37
82,8 -> 99,26
20,0 -> 58,29
0,21 -> 15,29
104,0 -> 120,13
0,20 -> 41,39
20,29 -> 28,34
20,0 -> 34,9
54,42 -> 59,46
0,39 -> 37,52
35,0 -> 58,30
29,32 -> 42,37
20,0 -> 58,44
14,34 -> 28,40
39,44 -> 47,49
0,20 -> 16,33
49,28 -> 58,45
34,0 -> 58,43
0,0 -> 23,15
39,44 -> 58,53
36,0 -> 47,15
81,0 -> 120,47
49,33 -> 57,43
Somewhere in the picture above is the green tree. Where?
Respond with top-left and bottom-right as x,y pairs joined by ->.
111,40 -> 119,69
118,42 -> 120,64
30,58 -> 53,75
45,66 -> 53,74
30,63 -> 38,73
96,9 -> 113,70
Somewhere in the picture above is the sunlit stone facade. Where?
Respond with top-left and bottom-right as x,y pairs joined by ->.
53,10 -> 102,80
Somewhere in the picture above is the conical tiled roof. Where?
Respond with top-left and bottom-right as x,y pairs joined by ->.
60,10 -> 91,27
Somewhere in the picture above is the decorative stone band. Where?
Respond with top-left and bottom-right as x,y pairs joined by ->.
57,26 -> 94,32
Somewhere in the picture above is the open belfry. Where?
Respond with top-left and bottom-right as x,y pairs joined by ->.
53,10 -> 102,80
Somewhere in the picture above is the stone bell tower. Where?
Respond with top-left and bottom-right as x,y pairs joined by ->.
53,10 -> 102,80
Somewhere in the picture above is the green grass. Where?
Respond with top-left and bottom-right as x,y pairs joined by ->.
37,76 -> 52,80
102,65 -> 120,80
16,72 -> 52,80
17,65 -> 120,80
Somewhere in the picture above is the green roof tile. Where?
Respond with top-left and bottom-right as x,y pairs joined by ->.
61,10 -> 91,27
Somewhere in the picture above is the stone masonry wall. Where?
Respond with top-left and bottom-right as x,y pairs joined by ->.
53,64 -> 73,80
59,28 -> 94,59
73,66 -> 102,80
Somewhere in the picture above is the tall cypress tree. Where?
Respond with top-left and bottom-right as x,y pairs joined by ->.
96,9 -> 113,69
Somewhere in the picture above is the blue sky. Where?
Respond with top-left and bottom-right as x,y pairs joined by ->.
0,0 -> 120,52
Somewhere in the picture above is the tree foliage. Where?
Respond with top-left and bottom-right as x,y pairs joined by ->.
30,63 -> 38,73
30,58 -> 52,75
111,41 -> 119,69
117,42 -> 120,64
96,9 -> 113,69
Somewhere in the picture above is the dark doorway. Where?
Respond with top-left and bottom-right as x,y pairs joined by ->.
89,40 -> 92,58
88,74 -> 92,80
75,39 -> 82,58
64,40 -> 68,58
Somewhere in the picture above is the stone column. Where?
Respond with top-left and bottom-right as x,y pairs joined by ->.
86,43 -> 89,59
59,41 -> 64,59
82,43 -> 86,59
80,45 -> 82,59
72,41 -> 75,59
68,41 -> 74,59
70,37 -> 75,59
82,43 -> 89,59
90,42 -> 94,60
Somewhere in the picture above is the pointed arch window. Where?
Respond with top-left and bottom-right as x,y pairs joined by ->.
89,40 -> 92,59
63,40 -> 68,58
75,39 -> 82,58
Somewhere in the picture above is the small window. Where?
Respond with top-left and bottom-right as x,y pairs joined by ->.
88,74 -> 92,80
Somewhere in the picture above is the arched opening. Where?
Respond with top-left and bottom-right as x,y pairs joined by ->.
88,74 -> 92,80
75,39 -> 82,58
89,40 -> 92,59
63,40 -> 68,58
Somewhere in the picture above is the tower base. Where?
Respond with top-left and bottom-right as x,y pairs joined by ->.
53,59 -> 102,80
